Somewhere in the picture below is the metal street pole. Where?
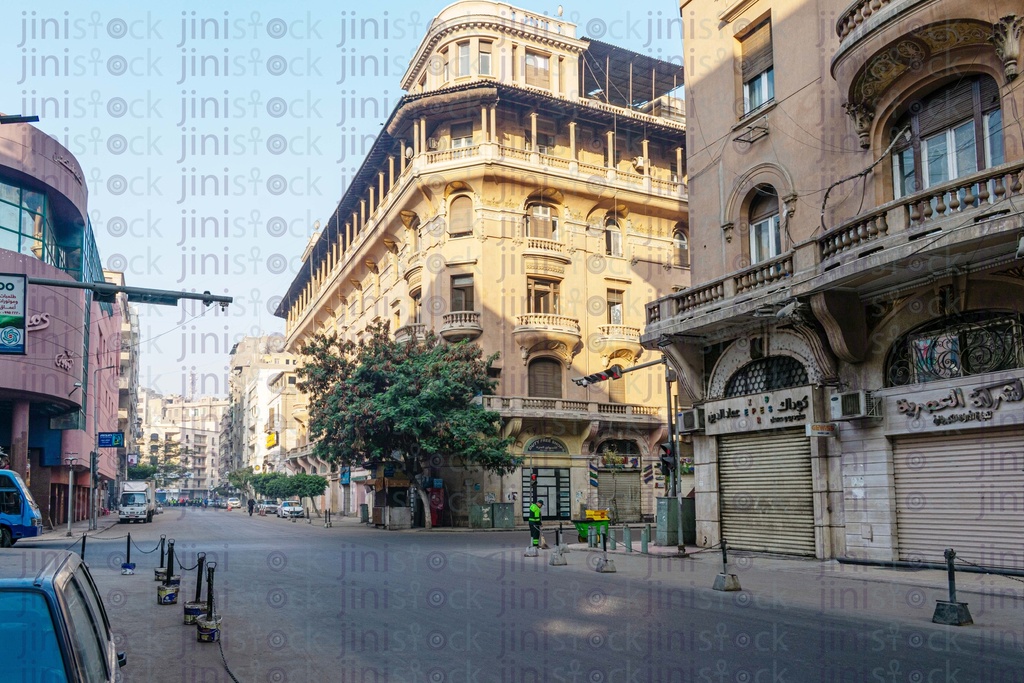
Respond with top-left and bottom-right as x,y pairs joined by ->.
89,364 -> 119,530
65,455 -> 79,536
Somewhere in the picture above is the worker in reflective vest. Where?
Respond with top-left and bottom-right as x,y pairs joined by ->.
528,499 -> 544,548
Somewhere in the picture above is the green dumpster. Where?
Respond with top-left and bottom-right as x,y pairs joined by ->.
571,518 -> 609,543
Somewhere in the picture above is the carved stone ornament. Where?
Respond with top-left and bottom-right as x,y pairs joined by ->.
992,15 -> 1023,81
843,102 -> 875,149
721,222 -> 735,243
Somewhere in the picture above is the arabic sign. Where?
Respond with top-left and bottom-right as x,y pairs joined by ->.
0,274 -> 27,355
98,432 -> 125,448
704,386 -> 816,435
887,376 -> 1024,433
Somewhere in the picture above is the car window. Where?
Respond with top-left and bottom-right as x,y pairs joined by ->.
74,565 -> 112,639
63,575 -> 110,681
0,590 -> 68,682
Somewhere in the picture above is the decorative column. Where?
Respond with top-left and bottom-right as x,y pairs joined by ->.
606,131 -> 615,168
569,121 -> 577,160
641,139 -> 650,176
530,112 -> 538,152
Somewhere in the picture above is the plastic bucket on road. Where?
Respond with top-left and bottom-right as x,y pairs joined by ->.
183,601 -> 204,625
157,583 -> 180,605
154,567 -> 167,581
196,614 -> 222,643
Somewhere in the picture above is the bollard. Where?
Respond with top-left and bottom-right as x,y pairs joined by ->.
80,534 -> 86,560
932,548 -> 973,625
197,562 -> 222,642
609,527 -> 617,551
157,540 -> 181,604
587,524 -> 596,548
121,533 -> 136,574
306,507 -> 312,524
155,535 -> 167,581
641,525 -> 649,554
712,538 -> 741,591
183,553 -> 207,625
596,526 -> 616,573
624,526 -> 633,553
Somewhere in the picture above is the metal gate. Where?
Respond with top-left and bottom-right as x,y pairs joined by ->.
718,429 -> 815,555
893,428 -> 1024,570
596,471 -> 642,522
520,467 -> 570,520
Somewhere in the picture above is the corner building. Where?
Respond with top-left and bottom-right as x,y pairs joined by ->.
276,1 -> 690,525
644,0 -> 1024,565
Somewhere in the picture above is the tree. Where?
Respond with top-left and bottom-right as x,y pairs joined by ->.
127,464 -> 158,481
290,473 -> 328,513
226,467 -> 255,496
251,472 -> 289,499
298,320 -> 519,528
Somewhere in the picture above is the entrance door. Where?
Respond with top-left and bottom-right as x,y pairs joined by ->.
596,471 -> 642,522
520,468 -> 570,520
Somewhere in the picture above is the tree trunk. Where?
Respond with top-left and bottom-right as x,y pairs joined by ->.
417,487 -> 432,530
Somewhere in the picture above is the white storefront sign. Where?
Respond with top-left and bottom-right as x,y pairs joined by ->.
879,372 -> 1024,435
704,386 -> 815,435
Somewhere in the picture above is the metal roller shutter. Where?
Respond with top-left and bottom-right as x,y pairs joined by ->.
893,429 -> 1024,570
719,429 -> 815,556
596,471 -> 642,522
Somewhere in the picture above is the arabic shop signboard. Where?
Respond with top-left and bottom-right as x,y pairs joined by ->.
704,386 -> 816,435
0,274 -> 27,355
883,373 -> 1024,435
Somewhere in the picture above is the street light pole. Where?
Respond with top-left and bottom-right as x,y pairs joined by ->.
65,454 -> 79,536
90,364 -> 119,530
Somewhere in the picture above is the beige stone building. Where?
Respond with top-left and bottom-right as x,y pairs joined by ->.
645,0 -> 1024,566
276,0 -> 689,526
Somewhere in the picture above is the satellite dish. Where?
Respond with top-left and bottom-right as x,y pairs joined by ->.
557,5 -> 563,16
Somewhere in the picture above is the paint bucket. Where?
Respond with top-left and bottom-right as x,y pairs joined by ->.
183,601 -> 204,625
157,583 -> 179,605
121,563 -> 136,575
165,574 -> 181,587
154,567 -> 167,581
196,614 -> 222,643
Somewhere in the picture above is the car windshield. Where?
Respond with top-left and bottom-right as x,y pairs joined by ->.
0,590 -> 68,681
120,493 -> 146,506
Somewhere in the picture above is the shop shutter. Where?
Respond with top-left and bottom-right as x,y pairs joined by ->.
718,429 -> 815,555
596,471 -> 642,522
893,428 -> 1024,570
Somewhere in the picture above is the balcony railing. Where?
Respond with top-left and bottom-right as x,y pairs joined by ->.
394,323 -> 427,343
596,324 -> 641,340
482,396 -> 663,419
515,313 -> 580,332
439,311 -> 483,343
525,237 -> 565,253
836,0 -> 900,41
820,161 -> 1024,262
734,253 -> 794,294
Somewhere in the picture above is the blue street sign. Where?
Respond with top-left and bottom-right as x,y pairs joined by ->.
98,432 -> 125,448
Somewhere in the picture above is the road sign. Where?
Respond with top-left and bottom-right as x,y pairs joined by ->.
97,432 -> 125,448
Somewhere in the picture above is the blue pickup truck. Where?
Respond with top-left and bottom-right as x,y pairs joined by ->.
0,469 -> 42,547
1,549 -> 127,682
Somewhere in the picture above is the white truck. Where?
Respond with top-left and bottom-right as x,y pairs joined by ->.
118,480 -> 155,523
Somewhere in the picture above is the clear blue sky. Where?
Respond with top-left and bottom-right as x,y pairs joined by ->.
1,0 -> 685,397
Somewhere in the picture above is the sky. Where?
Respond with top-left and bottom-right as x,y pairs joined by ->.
1,0 -> 686,398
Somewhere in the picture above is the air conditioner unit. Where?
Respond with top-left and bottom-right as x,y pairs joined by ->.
677,408 -> 705,433
829,390 -> 881,420
631,156 -> 646,170
427,137 -> 439,150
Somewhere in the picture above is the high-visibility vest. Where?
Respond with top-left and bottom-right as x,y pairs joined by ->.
529,503 -> 542,522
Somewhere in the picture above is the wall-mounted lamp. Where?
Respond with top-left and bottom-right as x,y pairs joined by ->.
405,147 -> 414,159
68,382 -> 83,397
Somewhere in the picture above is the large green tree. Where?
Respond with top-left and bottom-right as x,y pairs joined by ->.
298,321 -> 519,528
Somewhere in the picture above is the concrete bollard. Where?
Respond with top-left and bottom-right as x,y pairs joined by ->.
712,538 -> 741,591
641,525 -> 649,554
624,526 -> 633,553
609,527 -> 617,551
596,532 -> 616,573
932,548 -> 973,626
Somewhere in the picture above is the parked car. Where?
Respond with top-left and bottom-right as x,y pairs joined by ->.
277,500 -> 304,518
0,549 -> 127,682
227,497 -> 241,510
258,500 -> 279,515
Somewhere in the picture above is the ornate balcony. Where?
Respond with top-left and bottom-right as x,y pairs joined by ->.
481,395 -> 663,426
593,324 -> 643,364
394,323 -> 427,344
512,314 -> 582,365
440,311 -> 483,343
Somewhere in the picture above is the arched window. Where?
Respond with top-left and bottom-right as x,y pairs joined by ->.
885,311 -> 1023,387
672,223 -> 689,267
891,76 -> 1002,199
448,195 -> 473,237
604,214 -> 623,257
528,358 -> 562,398
525,203 -> 559,241
748,186 -> 781,263
724,356 -> 808,397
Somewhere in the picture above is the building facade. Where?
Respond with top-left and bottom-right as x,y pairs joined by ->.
276,1 -> 690,526
645,0 -> 1023,566
0,119 -> 122,531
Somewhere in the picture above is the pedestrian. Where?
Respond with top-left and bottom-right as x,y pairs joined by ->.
528,499 -> 545,550
247,498 -> 255,516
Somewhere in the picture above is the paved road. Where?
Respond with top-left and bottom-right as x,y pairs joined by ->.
21,508 -> 1024,682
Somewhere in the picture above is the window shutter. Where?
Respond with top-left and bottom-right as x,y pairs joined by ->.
449,196 -> 473,235
529,359 -> 562,398
749,187 -> 779,223
451,122 -> 473,140
979,75 -> 1000,113
607,376 -> 625,403
917,80 -> 974,137
741,21 -> 773,82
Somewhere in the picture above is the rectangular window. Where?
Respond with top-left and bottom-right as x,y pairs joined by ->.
479,42 -> 492,75
892,147 -> 916,199
451,275 -> 474,311
442,48 -> 450,82
411,293 -> 422,323
749,214 -> 781,263
525,51 -> 550,88
458,42 -> 470,77
922,121 -> 976,189
984,110 -> 1003,167
526,205 -> 558,241
527,278 -> 560,314
740,20 -> 774,115
607,290 -> 623,325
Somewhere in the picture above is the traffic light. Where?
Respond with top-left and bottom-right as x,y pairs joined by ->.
572,364 -> 624,387
658,443 -> 676,477
530,468 -> 538,495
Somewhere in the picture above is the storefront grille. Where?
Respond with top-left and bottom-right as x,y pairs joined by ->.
724,356 -> 808,397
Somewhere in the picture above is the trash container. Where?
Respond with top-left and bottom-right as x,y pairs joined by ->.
359,504 -> 369,524
681,495 -> 697,545
492,503 -> 515,529
469,505 -> 493,529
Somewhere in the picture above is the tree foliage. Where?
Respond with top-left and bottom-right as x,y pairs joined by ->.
298,321 -> 519,478
226,467 -> 254,494
127,464 -> 157,481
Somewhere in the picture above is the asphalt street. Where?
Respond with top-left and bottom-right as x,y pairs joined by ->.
20,507 -> 1024,683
